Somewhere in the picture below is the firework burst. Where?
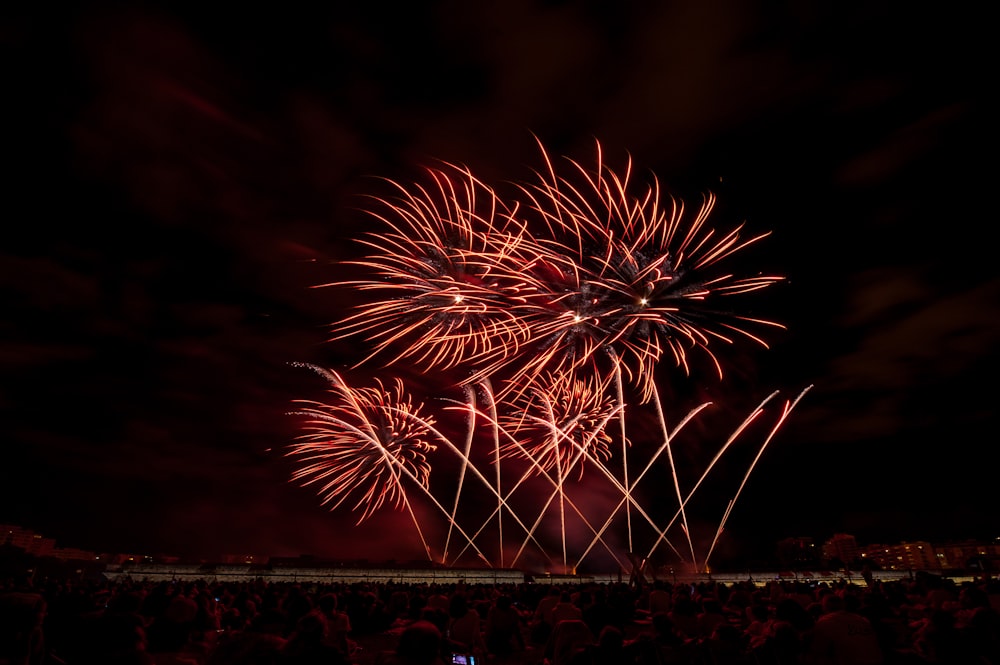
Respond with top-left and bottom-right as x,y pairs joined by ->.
499,370 -> 615,481
322,162 -> 533,373
287,365 -> 436,523
289,139 -> 806,572
508,139 -> 785,402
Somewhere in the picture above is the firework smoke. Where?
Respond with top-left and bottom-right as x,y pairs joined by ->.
289,140 -> 806,572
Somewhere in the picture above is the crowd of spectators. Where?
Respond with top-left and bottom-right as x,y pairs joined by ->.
1,569 -> 999,664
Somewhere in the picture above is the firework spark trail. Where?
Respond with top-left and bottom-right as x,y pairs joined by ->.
703,385 -> 813,570
499,371 -> 613,478
608,351 -> 633,553
433,394 -> 563,567
320,162 -> 532,374
434,411 -> 559,568
496,139 -> 786,558
552,406 -> 567,571
390,403 -> 568,566
507,407 -> 628,571
287,365 -> 433,519
290,409 -> 433,559
447,377 -> 748,571
442,397 -> 627,570
508,139 -> 785,404
499,370 -> 614,569
481,378 -> 505,568
292,139 -> 801,570
443,384 -> 477,564
318,140 -> 783,405
542,374 -> 603,569
438,383 -> 524,567
573,402 -> 712,568
289,365 -> 498,565
287,366 -> 438,559
641,391 -> 780,562
530,407 -> 705,568
650,380 -> 697,568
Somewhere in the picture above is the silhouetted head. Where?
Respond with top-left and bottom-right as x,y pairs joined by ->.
701,598 -> 723,615
448,593 -> 469,619
289,611 -> 327,644
652,611 -> 674,636
396,619 -> 443,665
598,625 -> 623,649
959,585 -> 989,609
749,603 -> 769,622
317,593 -> 339,613
821,594 -> 845,614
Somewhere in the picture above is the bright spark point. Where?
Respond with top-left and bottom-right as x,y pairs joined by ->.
290,138 -> 805,573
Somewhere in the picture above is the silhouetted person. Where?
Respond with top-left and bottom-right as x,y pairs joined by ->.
530,586 -> 562,645
667,593 -> 698,640
566,624 -> 626,665
0,590 -> 47,665
147,593 -> 199,655
316,592 -> 352,656
698,623 -> 746,665
744,602 -> 771,650
279,610 -> 349,665
484,594 -> 524,658
446,593 -> 482,655
774,597 -> 813,633
804,592 -> 883,665
647,582 -> 672,616
207,632 -> 285,665
695,597 -> 727,638
913,608 -> 978,664
752,620 -> 801,665
377,619 -> 446,665
956,584 -> 1000,664
551,591 -> 583,625
281,586 -> 314,636
77,589 -> 153,665
544,618 -> 594,665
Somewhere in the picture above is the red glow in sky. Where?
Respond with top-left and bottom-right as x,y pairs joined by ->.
0,1 -> 994,564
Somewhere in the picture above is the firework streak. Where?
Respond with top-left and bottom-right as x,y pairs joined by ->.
290,140 -> 811,573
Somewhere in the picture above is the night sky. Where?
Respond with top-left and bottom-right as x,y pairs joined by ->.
2,2 -> 995,568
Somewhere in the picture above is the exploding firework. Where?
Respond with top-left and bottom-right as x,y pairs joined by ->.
290,140 -> 808,573
507,139 -> 786,402
287,365 -> 435,523
322,162 -> 533,373
499,370 -> 615,481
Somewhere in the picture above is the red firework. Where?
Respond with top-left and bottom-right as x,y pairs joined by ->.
323,162 -> 533,373
499,370 -> 616,481
287,366 -> 436,523
293,140 -> 797,570
507,138 -> 785,401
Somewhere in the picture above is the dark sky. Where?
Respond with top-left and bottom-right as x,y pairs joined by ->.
2,2 -> 995,569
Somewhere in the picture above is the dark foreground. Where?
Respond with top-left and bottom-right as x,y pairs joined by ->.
2,573 -> 999,664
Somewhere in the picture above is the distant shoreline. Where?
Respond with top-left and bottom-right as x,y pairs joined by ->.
104,562 -> 982,586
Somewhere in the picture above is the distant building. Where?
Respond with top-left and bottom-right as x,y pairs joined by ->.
860,541 -> 936,570
107,561 -> 528,585
1,524 -> 55,557
220,553 -> 267,565
932,540 -> 1000,570
51,547 -> 97,561
822,533 -> 859,565
4,521 -> 996,579
775,537 -> 818,567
